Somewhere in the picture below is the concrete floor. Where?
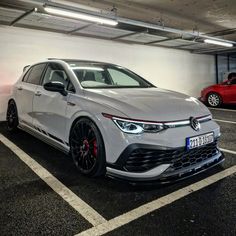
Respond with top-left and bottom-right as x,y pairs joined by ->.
0,108 -> 235,236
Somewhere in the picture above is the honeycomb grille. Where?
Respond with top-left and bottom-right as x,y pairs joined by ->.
124,141 -> 219,172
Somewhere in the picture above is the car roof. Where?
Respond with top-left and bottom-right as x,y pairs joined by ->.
23,59 -> 122,73
47,58 -> 117,66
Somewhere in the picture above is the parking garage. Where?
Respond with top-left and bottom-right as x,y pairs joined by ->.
0,1 -> 235,236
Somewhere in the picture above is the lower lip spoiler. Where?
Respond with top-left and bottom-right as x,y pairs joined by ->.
106,164 -> 171,180
106,152 -> 225,183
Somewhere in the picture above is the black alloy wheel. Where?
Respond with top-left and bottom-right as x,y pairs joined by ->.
6,100 -> 19,132
70,118 -> 106,177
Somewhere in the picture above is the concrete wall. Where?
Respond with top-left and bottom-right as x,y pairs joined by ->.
0,26 -> 216,121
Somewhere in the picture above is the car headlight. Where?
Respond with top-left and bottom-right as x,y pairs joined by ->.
102,113 -> 165,134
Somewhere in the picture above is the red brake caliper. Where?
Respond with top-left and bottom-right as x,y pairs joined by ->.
93,140 -> 97,157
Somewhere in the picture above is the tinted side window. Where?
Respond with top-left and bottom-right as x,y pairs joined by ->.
231,78 -> 236,85
26,63 -> 46,85
22,67 -> 32,82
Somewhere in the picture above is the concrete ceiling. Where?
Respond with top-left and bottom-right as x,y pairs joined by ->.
67,0 -> 236,36
0,0 -> 236,54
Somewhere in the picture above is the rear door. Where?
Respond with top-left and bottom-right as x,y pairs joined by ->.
15,63 -> 47,127
33,62 -> 74,143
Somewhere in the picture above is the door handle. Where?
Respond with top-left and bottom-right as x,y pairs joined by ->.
35,91 -> 42,96
67,102 -> 76,106
17,87 -> 23,91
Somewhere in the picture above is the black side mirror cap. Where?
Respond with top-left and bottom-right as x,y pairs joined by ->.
43,82 -> 68,96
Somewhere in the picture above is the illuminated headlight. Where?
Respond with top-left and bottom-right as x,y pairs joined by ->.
102,113 -> 165,134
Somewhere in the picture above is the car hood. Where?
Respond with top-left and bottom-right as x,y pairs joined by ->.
84,87 -> 210,121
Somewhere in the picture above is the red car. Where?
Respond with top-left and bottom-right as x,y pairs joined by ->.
200,72 -> 236,107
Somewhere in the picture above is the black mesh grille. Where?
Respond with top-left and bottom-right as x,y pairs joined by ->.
124,141 -> 219,172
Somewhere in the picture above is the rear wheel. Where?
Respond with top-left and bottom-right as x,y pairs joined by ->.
207,93 -> 222,107
6,100 -> 19,132
70,118 -> 106,177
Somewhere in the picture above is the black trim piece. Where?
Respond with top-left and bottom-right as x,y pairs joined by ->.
109,139 -> 219,171
41,130 -> 48,135
107,153 -> 225,184
48,133 -> 65,144
215,54 -> 219,84
227,54 -> 230,71
109,143 -> 177,170
19,124 -> 69,154
20,120 -> 68,146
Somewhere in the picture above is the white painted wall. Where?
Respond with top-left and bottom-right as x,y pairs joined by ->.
0,26 -> 215,121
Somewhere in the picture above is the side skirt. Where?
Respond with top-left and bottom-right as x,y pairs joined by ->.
18,122 -> 70,155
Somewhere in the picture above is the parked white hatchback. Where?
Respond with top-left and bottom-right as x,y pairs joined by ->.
7,59 -> 224,182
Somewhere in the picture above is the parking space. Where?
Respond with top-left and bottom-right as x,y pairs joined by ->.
104,175 -> 236,236
210,107 -> 236,123
0,141 -> 92,235
0,108 -> 235,236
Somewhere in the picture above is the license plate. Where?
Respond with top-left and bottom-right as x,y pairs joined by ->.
186,132 -> 214,150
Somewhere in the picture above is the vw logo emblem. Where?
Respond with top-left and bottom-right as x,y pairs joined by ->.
190,117 -> 201,131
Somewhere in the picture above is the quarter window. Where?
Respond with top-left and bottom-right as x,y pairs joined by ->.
26,63 -> 46,85
22,67 -> 32,82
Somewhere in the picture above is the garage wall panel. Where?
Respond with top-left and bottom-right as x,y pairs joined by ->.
0,26 -> 215,121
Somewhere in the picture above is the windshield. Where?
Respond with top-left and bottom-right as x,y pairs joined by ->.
70,63 -> 154,89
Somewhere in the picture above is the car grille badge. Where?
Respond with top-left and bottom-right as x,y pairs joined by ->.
190,117 -> 201,131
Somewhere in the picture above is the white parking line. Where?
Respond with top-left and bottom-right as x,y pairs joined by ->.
214,119 -> 236,124
209,107 -> 236,112
76,165 -> 236,236
220,148 -> 236,155
0,134 -> 107,226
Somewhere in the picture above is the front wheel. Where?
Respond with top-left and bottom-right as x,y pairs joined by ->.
70,118 -> 106,177
6,100 -> 19,132
207,93 -> 222,107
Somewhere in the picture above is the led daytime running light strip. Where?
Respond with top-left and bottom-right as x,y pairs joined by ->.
102,113 -> 212,128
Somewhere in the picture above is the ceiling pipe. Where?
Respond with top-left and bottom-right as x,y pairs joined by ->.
12,0 -> 236,47
116,17 -> 236,45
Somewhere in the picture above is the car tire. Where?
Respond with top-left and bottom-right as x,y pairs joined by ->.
70,118 -> 106,177
6,100 -> 19,132
207,93 -> 222,107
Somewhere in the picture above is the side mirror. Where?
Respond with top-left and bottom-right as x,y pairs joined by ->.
43,82 -> 68,96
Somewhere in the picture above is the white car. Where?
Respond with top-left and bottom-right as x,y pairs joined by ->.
7,59 -> 224,182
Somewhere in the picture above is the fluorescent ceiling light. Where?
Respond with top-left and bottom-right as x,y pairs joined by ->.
204,39 -> 233,47
44,6 -> 118,26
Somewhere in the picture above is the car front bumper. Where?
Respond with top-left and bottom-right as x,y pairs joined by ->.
96,114 -> 222,183
106,142 -> 224,183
